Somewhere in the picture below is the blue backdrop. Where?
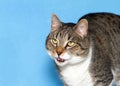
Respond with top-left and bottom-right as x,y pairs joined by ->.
0,0 -> 119,86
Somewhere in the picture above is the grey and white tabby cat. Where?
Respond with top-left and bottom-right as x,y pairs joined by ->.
46,12 -> 120,86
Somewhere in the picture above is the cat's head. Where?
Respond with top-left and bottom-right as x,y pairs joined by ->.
46,14 -> 89,67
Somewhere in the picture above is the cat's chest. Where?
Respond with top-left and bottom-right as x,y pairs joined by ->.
60,58 -> 93,86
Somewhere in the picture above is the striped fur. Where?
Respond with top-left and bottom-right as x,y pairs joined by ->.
46,13 -> 120,86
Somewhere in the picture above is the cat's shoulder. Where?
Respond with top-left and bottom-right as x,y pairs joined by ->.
78,12 -> 120,22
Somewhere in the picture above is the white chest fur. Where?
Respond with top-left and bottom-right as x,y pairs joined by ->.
60,48 -> 93,86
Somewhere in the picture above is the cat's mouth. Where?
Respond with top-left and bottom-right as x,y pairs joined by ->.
56,57 -> 65,62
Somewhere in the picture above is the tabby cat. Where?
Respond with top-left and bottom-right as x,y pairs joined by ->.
46,12 -> 120,86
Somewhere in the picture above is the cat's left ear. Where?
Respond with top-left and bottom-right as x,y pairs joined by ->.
74,19 -> 88,38
51,14 -> 62,32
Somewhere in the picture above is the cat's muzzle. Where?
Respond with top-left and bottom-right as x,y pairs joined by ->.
57,57 -> 65,62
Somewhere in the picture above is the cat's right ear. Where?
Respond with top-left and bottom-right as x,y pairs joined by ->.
51,14 -> 62,32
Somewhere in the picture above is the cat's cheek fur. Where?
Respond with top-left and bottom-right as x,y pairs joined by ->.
47,50 -> 88,66
68,55 -> 87,65
55,52 -> 87,66
46,50 -> 57,59
60,52 -> 87,65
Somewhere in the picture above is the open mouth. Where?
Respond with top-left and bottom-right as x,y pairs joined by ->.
56,57 -> 65,62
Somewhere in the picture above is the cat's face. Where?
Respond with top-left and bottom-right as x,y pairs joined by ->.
46,14 -> 89,67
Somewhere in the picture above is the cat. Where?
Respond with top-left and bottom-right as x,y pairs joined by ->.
46,12 -> 120,86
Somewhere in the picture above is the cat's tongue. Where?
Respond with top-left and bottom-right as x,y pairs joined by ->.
57,57 -> 65,62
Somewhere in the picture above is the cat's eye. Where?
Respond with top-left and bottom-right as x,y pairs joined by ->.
51,39 -> 58,44
67,41 -> 76,47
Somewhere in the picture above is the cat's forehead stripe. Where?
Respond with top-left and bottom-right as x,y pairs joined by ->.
55,26 -> 69,38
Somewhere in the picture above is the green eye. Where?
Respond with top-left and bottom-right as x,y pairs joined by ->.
67,41 -> 76,47
51,39 -> 58,44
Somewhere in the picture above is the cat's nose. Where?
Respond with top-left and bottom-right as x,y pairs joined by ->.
56,46 -> 64,56
57,51 -> 62,56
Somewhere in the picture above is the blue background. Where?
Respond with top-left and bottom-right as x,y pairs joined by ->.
0,0 -> 119,86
